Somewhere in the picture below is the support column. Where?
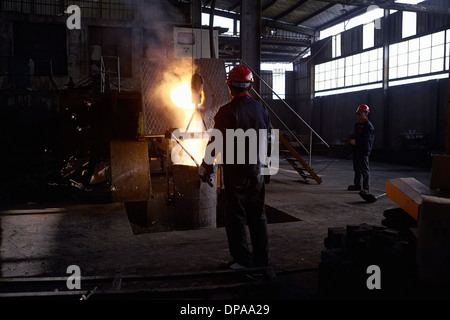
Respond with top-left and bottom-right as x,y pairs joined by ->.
240,0 -> 261,94
382,9 -> 391,160
310,31 -> 318,139
209,0 -> 217,58
447,48 -> 450,154
191,0 -> 202,28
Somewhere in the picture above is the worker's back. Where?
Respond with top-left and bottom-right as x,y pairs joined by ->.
214,95 -> 272,177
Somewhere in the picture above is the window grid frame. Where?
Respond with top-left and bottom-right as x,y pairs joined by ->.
389,29 -> 448,82
315,47 -> 383,93
315,29 -> 450,95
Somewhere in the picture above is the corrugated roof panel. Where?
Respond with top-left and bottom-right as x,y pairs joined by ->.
212,0 -> 241,13
273,1 -> 331,24
301,5 -> 360,28
262,0 -> 300,20
209,1 -> 362,32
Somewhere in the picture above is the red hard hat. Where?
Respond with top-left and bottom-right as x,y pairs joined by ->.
227,65 -> 254,83
356,104 -> 370,113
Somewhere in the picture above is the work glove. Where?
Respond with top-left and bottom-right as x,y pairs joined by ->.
198,161 -> 214,187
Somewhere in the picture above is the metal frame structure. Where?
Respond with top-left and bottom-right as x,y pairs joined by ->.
100,55 -> 120,93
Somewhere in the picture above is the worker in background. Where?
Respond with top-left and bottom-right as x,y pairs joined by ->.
198,65 -> 273,276
347,104 -> 375,194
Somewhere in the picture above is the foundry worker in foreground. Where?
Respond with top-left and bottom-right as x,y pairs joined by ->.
199,65 -> 273,273
347,104 -> 375,194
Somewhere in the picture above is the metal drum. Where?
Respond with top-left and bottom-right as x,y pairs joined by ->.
172,164 -> 217,230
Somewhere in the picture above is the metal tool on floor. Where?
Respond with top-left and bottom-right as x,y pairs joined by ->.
80,286 -> 97,300
359,190 -> 386,203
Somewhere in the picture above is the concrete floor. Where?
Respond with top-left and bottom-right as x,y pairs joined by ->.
0,155 -> 440,301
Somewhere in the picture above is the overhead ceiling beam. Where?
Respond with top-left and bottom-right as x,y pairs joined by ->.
272,0 -> 308,21
262,55 -> 302,61
315,5 -> 368,31
202,6 -> 316,36
227,1 -> 240,12
310,0 -> 363,4
217,53 -> 298,63
262,48 -> 309,55
316,0 -> 450,32
262,0 -> 278,11
373,1 -> 450,16
262,18 -> 316,36
220,35 -> 311,47
315,0 -> 450,16
262,38 -> 311,47
220,45 -> 308,57
201,6 -> 237,19
294,3 -> 335,25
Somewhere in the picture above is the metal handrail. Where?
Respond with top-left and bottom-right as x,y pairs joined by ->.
251,88 -> 310,155
241,59 -> 330,148
100,56 -> 121,93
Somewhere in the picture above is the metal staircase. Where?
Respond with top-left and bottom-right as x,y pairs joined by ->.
278,133 -> 322,184
241,60 -> 328,184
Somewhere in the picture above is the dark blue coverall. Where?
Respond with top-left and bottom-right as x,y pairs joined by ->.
350,119 -> 375,191
203,93 -> 272,267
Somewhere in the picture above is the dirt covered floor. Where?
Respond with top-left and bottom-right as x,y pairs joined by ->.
1,155 -> 447,302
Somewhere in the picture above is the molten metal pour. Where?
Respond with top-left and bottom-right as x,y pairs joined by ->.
170,131 -> 213,187
169,72 -> 213,187
186,72 -> 207,131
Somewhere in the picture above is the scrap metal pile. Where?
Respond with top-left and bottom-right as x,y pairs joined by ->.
319,211 -> 420,300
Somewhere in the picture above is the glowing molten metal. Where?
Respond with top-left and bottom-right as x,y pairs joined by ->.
170,81 -> 207,167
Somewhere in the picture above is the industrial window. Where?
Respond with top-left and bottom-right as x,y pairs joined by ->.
315,29 -> 449,95
202,13 -> 237,36
389,30 -> 446,80
315,47 -> 383,93
363,22 -> 375,50
315,60 -> 337,92
319,6 -> 383,40
402,11 -> 417,39
272,68 -> 287,99
332,34 -> 341,58
446,30 -> 450,71
261,63 -> 293,100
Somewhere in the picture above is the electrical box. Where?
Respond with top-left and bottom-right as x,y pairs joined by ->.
173,27 -> 218,59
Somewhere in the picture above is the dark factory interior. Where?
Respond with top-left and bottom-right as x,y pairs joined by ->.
1,0 -> 450,308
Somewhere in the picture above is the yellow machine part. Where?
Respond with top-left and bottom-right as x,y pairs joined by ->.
386,177 -> 429,221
